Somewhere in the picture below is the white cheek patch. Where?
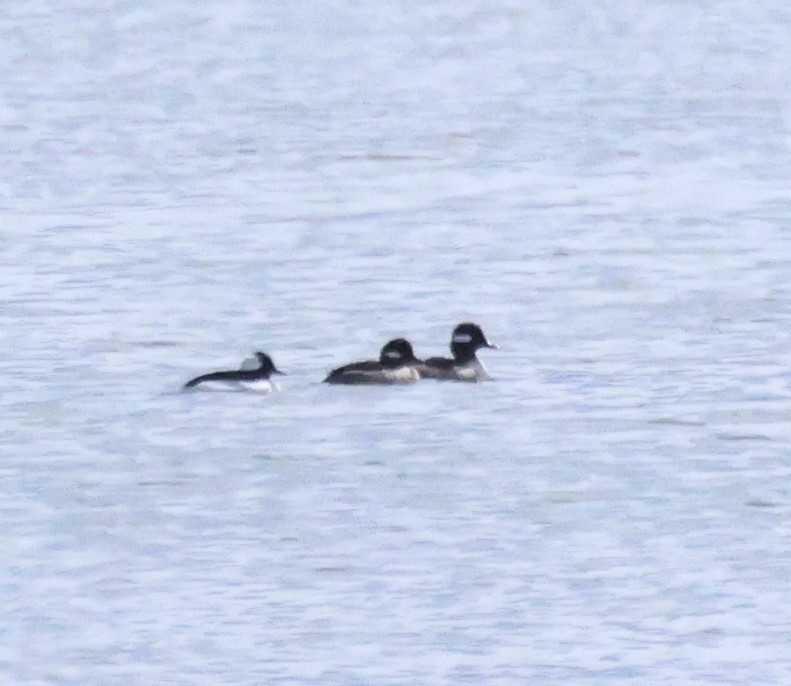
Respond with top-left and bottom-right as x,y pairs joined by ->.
239,356 -> 260,371
383,350 -> 403,360
452,333 -> 473,343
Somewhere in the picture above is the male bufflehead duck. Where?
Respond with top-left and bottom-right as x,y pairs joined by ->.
419,322 -> 498,381
183,351 -> 285,391
324,338 -> 422,385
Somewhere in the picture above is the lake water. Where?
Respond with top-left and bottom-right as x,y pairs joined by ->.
2,1 -> 790,684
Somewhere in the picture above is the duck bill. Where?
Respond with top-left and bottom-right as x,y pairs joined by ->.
273,369 -> 286,375
485,341 -> 499,350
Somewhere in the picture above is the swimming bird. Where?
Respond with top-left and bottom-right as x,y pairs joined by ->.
183,352 -> 284,391
419,322 -> 497,381
324,338 -> 422,385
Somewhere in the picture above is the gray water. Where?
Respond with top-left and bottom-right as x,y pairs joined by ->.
2,1 -> 790,684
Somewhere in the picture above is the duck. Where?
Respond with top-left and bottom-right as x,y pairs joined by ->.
324,338 -> 422,385
183,351 -> 285,391
418,322 -> 497,381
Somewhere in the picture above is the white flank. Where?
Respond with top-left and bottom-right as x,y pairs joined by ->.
191,379 -> 273,393
242,379 -> 275,392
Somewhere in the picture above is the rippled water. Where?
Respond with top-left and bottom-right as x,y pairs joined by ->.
2,1 -> 790,684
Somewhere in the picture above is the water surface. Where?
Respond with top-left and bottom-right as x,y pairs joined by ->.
1,1 -> 790,684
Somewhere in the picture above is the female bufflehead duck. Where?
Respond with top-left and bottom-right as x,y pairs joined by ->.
419,322 -> 498,381
324,338 -> 422,385
183,351 -> 285,391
